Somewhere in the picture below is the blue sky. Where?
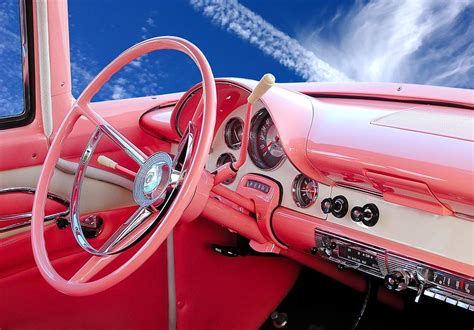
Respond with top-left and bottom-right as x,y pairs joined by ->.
1,0 -> 473,117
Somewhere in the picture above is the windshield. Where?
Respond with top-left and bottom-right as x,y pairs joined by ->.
69,0 -> 474,101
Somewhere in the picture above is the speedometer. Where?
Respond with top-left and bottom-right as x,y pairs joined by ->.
248,109 -> 285,170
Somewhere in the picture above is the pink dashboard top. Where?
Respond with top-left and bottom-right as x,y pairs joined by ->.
140,78 -> 474,217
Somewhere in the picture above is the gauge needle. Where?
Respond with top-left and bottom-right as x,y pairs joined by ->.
301,187 -> 316,198
262,135 -> 280,154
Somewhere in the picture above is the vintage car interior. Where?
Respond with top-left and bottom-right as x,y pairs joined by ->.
0,1 -> 473,329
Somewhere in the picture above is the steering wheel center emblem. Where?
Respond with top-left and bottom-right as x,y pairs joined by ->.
133,152 -> 173,207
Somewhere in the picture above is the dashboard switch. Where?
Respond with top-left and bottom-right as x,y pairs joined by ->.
350,206 -> 365,222
332,195 -> 349,218
384,270 -> 416,291
321,196 -> 348,218
321,198 -> 334,214
361,203 -> 379,227
384,271 -> 408,291
351,204 -> 379,226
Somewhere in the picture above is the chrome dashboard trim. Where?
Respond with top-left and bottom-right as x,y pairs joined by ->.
335,183 -> 383,197
0,187 -> 70,234
315,229 -> 474,310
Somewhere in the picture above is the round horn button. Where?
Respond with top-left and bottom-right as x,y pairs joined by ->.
144,167 -> 163,194
133,152 -> 173,207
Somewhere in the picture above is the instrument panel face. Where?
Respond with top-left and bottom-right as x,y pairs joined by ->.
248,108 -> 286,171
206,101 -> 331,219
224,117 -> 244,150
205,99 -> 474,274
292,174 -> 318,208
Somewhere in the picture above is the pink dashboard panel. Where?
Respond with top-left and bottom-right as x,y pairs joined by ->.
282,82 -> 474,109
306,97 -> 474,216
155,79 -> 473,217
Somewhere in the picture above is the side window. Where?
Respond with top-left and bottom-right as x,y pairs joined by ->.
0,0 -> 34,129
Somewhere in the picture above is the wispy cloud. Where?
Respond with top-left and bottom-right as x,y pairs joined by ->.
192,0 -> 473,89
190,0 -> 351,82
298,0 -> 474,88
70,46 -> 166,101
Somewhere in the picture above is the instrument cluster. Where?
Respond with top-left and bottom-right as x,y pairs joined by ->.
223,108 -> 286,172
206,101 -> 331,219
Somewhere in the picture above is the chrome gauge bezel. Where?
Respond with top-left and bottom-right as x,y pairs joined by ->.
292,174 -> 319,208
248,108 -> 286,171
224,117 -> 244,150
216,153 -> 237,185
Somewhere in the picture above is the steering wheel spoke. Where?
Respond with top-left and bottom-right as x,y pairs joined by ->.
97,207 -> 156,255
77,103 -> 147,166
172,121 -> 195,175
69,255 -> 118,284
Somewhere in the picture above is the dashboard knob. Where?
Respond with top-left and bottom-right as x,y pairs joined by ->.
361,203 -> 379,227
351,206 -> 365,222
321,198 -> 334,214
332,195 -> 349,218
321,196 -> 348,218
384,271 -> 409,291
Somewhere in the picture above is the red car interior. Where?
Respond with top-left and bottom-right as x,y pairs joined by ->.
0,1 -> 472,329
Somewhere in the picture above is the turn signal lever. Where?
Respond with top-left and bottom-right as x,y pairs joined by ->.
214,74 -> 276,185
97,155 -> 136,179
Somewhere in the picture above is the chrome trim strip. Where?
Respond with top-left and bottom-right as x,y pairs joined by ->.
315,228 -> 474,310
335,183 -> 383,197
0,187 -> 70,234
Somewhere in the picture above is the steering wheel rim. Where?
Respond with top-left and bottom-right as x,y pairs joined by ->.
31,37 -> 217,296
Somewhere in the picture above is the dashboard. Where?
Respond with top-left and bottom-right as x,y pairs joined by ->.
141,78 -> 474,311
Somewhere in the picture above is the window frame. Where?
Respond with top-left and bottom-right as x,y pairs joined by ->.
0,0 -> 35,130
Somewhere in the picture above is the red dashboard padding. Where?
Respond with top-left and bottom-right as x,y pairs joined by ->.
173,218 -> 301,330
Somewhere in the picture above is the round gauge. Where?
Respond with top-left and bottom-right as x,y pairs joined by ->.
224,117 -> 244,150
292,174 -> 319,208
248,109 -> 285,170
216,153 -> 237,185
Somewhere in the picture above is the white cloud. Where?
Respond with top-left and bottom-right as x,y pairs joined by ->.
192,0 -> 473,89
111,84 -> 130,100
70,47 -> 165,100
190,0 -> 351,82
299,0 -> 474,88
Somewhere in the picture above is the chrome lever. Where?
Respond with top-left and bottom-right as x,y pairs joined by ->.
0,187 -> 70,234
415,282 -> 425,303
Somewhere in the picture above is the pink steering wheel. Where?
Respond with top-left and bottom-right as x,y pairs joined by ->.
31,37 -> 216,296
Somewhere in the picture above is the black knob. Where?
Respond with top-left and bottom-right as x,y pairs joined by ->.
361,203 -> 379,227
321,196 -> 348,218
384,271 -> 407,291
351,206 -> 365,222
271,312 -> 288,328
321,198 -> 334,214
332,195 -> 348,218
